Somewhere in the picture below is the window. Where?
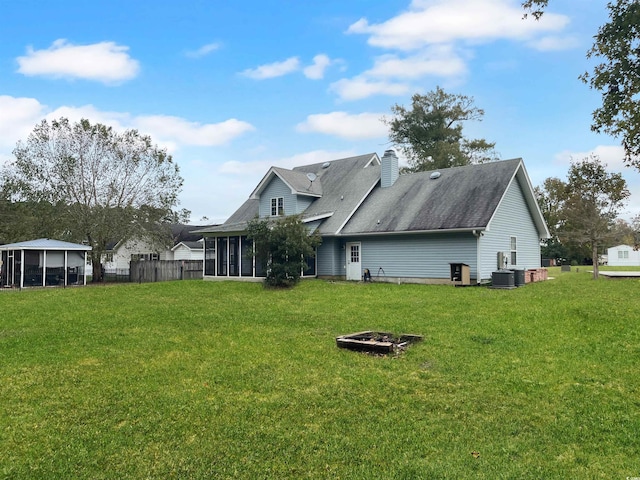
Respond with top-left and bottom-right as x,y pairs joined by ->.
271,197 -> 284,216
619,250 -> 629,259
103,253 -> 114,263
510,236 -> 517,266
350,244 -> 360,263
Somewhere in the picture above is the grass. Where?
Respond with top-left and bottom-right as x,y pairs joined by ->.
1,270 -> 639,479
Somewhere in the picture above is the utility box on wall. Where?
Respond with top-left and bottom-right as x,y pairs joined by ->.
450,263 -> 470,286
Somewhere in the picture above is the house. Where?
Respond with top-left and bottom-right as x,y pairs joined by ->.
102,224 -> 210,274
0,238 -> 91,288
194,151 -> 550,284
607,244 -> 640,267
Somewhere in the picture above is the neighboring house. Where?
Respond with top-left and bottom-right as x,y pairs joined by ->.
194,151 -> 550,284
171,239 -> 204,261
0,238 -> 91,288
102,224 -> 211,273
607,245 -> 640,267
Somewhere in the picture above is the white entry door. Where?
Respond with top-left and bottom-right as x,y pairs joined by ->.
346,242 -> 361,281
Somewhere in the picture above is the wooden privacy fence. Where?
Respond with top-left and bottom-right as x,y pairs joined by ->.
130,260 -> 203,283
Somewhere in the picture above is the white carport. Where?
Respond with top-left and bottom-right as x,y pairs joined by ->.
0,238 -> 91,288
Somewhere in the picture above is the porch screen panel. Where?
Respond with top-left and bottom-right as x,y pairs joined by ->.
240,236 -> 253,277
24,251 -> 42,287
303,251 -> 316,276
229,236 -> 239,276
217,237 -> 228,276
45,251 -> 65,286
67,251 -> 85,284
255,251 -> 266,277
204,237 -> 216,275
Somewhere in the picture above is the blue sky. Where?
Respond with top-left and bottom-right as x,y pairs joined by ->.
1,0 -> 637,222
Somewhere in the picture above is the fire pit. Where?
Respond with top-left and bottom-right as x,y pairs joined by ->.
336,331 -> 423,354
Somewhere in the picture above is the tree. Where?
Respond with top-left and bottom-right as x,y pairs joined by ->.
549,155 -> 629,278
3,117 -> 183,280
246,215 -> 321,288
383,87 -> 498,172
523,0 -> 640,167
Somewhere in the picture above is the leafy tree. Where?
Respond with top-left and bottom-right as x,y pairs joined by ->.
609,218 -> 637,247
383,87 -> 498,172
3,117 -> 183,280
549,155 -> 629,278
247,215 -> 321,288
523,0 -> 640,166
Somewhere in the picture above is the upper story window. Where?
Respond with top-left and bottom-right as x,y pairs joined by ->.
271,197 -> 284,216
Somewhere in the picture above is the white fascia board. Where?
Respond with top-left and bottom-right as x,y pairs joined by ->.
302,212 -> 334,223
335,227 -> 485,237
364,153 -> 381,168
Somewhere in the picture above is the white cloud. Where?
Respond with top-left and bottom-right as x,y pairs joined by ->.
16,39 -> 140,84
347,0 -> 570,50
366,47 -> 467,79
554,145 -> 627,171
296,112 -> 387,140
0,95 -> 48,148
330,77 -> 410,101
185,42 -> 221,58
47,105 -> 130,131
303,54 -> 332,79
0,95 -> 254,162
527,35 -> 580,51
133,115 -> 255,147
241,56 -> 300,79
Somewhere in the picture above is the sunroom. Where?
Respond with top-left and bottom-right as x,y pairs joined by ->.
0,238 -> 91,288
202,233 -> 316,280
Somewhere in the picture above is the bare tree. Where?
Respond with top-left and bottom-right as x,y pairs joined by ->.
4,118 -> 183,280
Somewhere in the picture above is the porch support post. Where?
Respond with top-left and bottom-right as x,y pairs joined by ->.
83,251 -> 87,285
64,251 -> 68,286
238,236 -> 242,277
20,250 -> 24,289
226,236 -> 230,277
42,250 -> 47,287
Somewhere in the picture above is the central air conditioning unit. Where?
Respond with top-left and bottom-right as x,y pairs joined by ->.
497,251 -> 510,269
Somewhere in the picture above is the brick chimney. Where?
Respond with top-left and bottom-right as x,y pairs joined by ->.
381,149 -> 399,188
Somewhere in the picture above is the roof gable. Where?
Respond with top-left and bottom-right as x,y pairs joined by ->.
250,168 -> 322,199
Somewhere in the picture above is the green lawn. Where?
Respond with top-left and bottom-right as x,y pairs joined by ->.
1,271 -> 639,479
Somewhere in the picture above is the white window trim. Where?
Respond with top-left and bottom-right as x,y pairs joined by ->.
271,197 -> 284,216
510,236 -> 517,266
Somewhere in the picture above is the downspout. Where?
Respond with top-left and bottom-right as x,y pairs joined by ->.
472,230 -> 483,285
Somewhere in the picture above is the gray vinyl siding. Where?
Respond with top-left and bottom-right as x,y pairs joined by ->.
317,237 -> 342,276
259,177 -> 294,217
296,195 -> 314,214
479,177 -> 541,281
259,177 -> 316,216
356,233 -> 478,280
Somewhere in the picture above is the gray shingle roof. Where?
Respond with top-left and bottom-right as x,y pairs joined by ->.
0,238 -> 92,250
198,153 -> 380,235
340,159 -> 523,234
291,153 -> 380,234
195,154 -> 548,239
272,167 -> 323,197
